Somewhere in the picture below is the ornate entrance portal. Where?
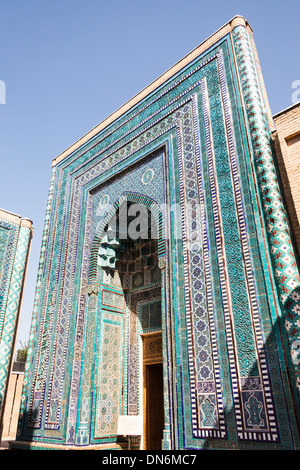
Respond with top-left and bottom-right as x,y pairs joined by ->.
90,198 -> 165,449
14,17 -> 300,450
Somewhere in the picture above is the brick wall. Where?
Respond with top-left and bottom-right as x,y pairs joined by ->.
273,102 -> 300,261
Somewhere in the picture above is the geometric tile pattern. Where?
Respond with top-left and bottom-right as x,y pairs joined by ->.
0,217 -> 32,418
0,222 -> 18,334
233,25 -> 300,409
94,313 -> 123,438
15,18 -> 300,449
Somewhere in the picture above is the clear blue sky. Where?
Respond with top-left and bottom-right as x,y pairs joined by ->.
0,0 -> 299,349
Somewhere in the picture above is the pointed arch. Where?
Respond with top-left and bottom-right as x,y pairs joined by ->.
88,191 -> 165,282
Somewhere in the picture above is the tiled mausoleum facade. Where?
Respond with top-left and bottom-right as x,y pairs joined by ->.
0,209 -> 33,435
12,16 -> 300,449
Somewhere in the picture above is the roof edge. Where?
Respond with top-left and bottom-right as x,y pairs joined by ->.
0,208 -> 33,227
273,101 -> 300,119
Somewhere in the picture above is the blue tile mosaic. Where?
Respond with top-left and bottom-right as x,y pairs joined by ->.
14,18 -> 300,450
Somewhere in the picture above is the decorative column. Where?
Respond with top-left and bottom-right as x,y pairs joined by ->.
158,256 -> 172,450
17,167 -> 56,437
75,282 -> 99,446
232,19 -> 300,403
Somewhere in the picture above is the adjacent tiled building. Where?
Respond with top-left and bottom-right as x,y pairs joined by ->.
0,209 -> 33,437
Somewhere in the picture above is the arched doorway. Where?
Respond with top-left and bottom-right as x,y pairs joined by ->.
90,195 -> 166,450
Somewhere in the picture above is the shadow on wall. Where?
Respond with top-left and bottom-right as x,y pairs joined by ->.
201,287 -> 300,450
282,286 -> 300,410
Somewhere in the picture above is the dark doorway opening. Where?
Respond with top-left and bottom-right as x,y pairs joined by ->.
145,362 -> 164,450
